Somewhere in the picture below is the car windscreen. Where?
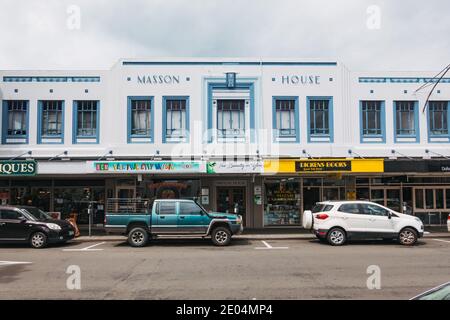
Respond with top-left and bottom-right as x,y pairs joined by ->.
311,204 -> 334,213
21,207 -> 53,221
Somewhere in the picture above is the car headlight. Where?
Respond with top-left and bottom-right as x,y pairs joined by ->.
46,223 -> 61,231
236,215 -> 242,224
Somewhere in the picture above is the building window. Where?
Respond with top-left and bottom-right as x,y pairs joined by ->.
394,101 -> 419,142
2,100 -> 29,144
73,100 -> 99,143
428,101 -> 449,137
360,101 -> 385,143
163,97 -> 189,143
307,97 -> 333,142
127,97 -> 153,143
273,98 -> 299,142
217,99 -> 245,138
38,101 -> 64,143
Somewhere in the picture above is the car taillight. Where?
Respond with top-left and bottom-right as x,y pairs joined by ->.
316,213 -> 329,220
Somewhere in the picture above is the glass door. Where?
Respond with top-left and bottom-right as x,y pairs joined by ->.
216,187 -> 246,224
370,187 -> 402,212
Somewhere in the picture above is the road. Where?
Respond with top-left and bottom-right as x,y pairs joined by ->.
0,237 -> 449,299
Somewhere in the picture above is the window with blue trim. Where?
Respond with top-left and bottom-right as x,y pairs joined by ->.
131,99 -> 152,137
4,100 -> 28,137
361,101 -> 383,136
40,101 -> 63,137
395,101 -> 416,136
217,99 -> 245,138
75,100 -> 98,137
165,98 -> 187,139
309,99 -> 330,136
275,99 -> 296,137
428,101 -> 448,136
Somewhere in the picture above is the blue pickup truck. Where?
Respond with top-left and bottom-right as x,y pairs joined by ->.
105,199 -> 243,247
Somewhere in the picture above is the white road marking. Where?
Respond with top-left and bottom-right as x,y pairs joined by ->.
0,261 -> 32,266
63,242 -> 106,251
430,238 -> 450,244
255,240 -> 289,250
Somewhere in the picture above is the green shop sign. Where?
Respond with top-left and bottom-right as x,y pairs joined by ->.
0,160 -> 37,176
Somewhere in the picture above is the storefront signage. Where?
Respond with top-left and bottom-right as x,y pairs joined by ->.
281,75 -> 320,85
137,75 -> 181,85
87,161 -> 204,173
385,160 -> 450,173
0,160 -> 37,176
207,161 -> 263,174
295,160 -> 352,172
264,159 -> 384,174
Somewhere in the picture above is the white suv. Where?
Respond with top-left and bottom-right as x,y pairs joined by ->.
302,201 -> 424,246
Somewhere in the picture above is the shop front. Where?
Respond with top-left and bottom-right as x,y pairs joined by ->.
262,159 -> 385,227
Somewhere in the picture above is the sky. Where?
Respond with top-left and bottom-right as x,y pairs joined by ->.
0,0 -> 449,71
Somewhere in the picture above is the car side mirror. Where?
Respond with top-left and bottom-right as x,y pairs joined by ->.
388,212 -> 392,219
18,216 -> 27,223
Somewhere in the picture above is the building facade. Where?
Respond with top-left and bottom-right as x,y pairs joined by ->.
1,58 -> 450,227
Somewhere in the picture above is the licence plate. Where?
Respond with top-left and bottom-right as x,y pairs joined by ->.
68,231 -> 74,236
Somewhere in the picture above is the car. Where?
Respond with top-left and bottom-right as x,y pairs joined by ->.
410,282 -> 450,300
0,205 -> 75,248
302,200 -> 424,246
105,198 -> 243,247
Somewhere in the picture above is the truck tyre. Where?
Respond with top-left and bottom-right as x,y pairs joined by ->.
128,227 -> 149,247
30,231 -> 48,249
211,226 -> 231,246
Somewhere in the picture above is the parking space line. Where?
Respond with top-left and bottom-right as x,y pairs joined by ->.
62,242 -> 106,251
0,261 -> 32,266
255,240 -> 289,250
430,239 -> 450,244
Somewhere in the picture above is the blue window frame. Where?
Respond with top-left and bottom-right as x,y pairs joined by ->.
163,96 -> 189,143
127,96 -> 154,143
394,101 -> 419,142
73,100 -> 99,144
2,100 -> 29,144
272,97 -> 299,142
38,100 -> 64,144
216,99 -> 246,138
307,97 -> 333,142
360,100 -> 385,143
428,101 -> 449,138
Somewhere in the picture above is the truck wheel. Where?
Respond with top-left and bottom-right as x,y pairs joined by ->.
128,227 -> 149,247
30,231 -> 48,249
211,227 -> 231,246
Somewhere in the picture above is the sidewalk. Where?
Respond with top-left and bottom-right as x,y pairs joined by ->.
73,226 -> 450,242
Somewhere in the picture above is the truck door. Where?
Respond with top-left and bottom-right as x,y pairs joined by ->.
177,201 -> 209,234
154,201 -> 178,234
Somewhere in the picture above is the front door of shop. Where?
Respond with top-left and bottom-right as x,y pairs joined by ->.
116,187 -> 135,199
216,187 -> 246,223
303,187 -> 321,211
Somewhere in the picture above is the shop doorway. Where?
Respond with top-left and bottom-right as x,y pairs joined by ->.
116,187 -> 135,199
216,187 -> 246,223
303,187 -> 321,211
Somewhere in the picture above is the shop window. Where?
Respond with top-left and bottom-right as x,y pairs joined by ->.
428,101 -> 449,141
264,179 -> 301,226
163,97 -> 189,143
73,100 -> 99,143
216,99 -> 245,139
38,100 -> 64,143
307,97 -> 333,142
360,100 -> 385,143
127,97 -> 153,143
394,101 -> 419,142
2,100 -> 29,144
273,97 -> 299,142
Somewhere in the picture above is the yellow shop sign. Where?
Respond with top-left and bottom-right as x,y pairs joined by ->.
264,159 -> 384,173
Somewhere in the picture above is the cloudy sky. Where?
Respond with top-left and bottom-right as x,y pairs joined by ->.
0,0 -> 448,71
